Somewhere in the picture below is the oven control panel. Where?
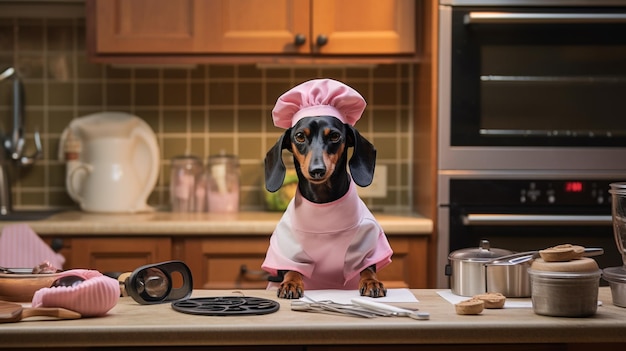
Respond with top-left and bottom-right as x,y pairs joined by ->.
449,179 -> 616,207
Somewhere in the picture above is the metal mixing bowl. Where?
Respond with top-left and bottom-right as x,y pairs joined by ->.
603,266 -> 626,307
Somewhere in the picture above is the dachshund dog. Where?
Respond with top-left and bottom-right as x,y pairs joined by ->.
263,115 -> 392,299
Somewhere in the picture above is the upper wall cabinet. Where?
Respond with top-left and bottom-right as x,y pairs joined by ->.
86,0 -> 416,63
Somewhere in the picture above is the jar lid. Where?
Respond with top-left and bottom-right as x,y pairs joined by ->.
530,257 -> 599,273
171,155 -> 202,165
603,266 -> 626,283
207,154 -> 239,165
448,240 -> 514,262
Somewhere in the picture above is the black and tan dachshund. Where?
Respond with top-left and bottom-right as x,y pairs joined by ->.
264,115 -> 388,299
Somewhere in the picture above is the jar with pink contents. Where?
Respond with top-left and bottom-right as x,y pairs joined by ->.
206,154 -> 239,213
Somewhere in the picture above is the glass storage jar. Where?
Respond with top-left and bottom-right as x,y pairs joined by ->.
206,154 -> 239,213
170,155 -> 203,212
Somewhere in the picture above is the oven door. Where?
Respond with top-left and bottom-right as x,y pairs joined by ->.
448,206 -> 620,267
436,175 -> 625,288
449,7 -> 626,147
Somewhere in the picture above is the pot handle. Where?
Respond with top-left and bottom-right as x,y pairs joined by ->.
487,247 -> 605,265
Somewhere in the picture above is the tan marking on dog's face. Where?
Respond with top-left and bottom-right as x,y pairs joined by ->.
291,127 -> 309,179
291,127 -> 346,184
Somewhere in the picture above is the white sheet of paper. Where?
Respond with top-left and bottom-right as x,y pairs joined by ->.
436,289 -> 533,308
300,288 -> 418,304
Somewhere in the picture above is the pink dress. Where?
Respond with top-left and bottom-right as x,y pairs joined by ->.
262,180 -> 393,290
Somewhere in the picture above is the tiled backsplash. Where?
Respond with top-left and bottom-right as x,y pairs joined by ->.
0,18 -> 414,212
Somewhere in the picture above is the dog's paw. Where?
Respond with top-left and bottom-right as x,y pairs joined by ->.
276,271 -> 304,299
359,279 -> 387,298
277,281 -> 303,299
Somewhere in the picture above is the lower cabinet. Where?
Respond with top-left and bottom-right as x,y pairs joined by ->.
45,235 -> 429,289
49,237 -> 172,274
176,235 -> 429,290
176,237 -> 271,289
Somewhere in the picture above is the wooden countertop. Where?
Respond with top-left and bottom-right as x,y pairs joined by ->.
1,211 -> 432,236
1,288 -> 625,348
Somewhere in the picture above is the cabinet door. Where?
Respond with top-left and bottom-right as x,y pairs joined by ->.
89,0 -> 414,56
379,237 -> 429,289
181,237 -> 270,289
204,0 -> 310,53
312,0 -> 415,54
181,235 -> 428,290
92,0 -> 211,53
69,237 -> 172,274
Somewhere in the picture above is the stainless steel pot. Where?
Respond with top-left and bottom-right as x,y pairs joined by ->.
446,240 -> 517,297
448,243 -> 604,297
485,256 -> 531,297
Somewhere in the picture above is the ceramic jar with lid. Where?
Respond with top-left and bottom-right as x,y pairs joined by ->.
528,257 -> 601,317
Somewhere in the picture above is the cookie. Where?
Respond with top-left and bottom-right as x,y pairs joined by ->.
472,292 -> 506,309
455,298 -> 484,315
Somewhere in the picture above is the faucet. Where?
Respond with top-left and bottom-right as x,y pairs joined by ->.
0,67 -> 43,215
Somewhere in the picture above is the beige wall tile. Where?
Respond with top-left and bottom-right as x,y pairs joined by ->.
4,19 -> 414,212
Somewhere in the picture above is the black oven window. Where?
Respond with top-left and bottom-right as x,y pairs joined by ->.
450,7 -> 626,147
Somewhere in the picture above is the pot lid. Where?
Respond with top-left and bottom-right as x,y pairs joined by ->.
448,240 -> 514,261
603,266 -> 626,283
530,257 -> 599,272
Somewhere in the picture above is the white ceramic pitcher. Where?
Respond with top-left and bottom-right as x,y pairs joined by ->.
65,112 -> 159,213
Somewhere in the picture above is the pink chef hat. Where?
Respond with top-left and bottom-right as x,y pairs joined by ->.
272,78 -> 366,129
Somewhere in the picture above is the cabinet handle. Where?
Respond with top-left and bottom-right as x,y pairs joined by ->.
50,238 -> 64,252
294,34 -> 306,46
316,34 -> 328,47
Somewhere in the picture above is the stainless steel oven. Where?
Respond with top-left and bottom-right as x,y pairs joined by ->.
439,0 -> 626,170
437,172 -> 625,287
437,0 -> 626,288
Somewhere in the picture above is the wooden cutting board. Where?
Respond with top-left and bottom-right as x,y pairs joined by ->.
0,300 -> 81,323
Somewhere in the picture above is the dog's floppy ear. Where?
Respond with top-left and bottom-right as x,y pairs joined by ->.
264,129 -> 292,192
346,124 -> 376,187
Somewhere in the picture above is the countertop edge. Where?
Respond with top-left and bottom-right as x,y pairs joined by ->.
1,288 -> 624,347
0,211 -> 433,236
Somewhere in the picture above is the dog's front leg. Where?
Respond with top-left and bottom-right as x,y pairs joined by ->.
277,271 -> 304,299
359,266 -> 387,298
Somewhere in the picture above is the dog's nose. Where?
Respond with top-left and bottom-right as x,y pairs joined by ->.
309,167 -> 326,179
308,152 -> 326,179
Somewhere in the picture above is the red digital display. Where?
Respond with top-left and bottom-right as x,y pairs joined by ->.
565,181 -> 583,193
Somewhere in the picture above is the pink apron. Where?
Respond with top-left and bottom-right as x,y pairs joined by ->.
262,181 -> 393,290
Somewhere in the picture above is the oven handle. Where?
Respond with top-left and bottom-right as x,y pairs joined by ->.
462,214 -> 612,226
464,12 -> 626,25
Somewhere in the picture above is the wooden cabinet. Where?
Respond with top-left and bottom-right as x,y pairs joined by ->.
88,0 -> 415,58
44,234 -> 428,290
177,235 -> 429,290
177,236 -> 271,289
62,237 -> 172,274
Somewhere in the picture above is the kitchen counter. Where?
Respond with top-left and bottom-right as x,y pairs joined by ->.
0,211 -> 432,235
1,288 -> 625,349
0,211 -> 432,289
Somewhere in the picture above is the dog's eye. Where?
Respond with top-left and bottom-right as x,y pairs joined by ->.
329,132 -> 341,143
294,132 -> 306,143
